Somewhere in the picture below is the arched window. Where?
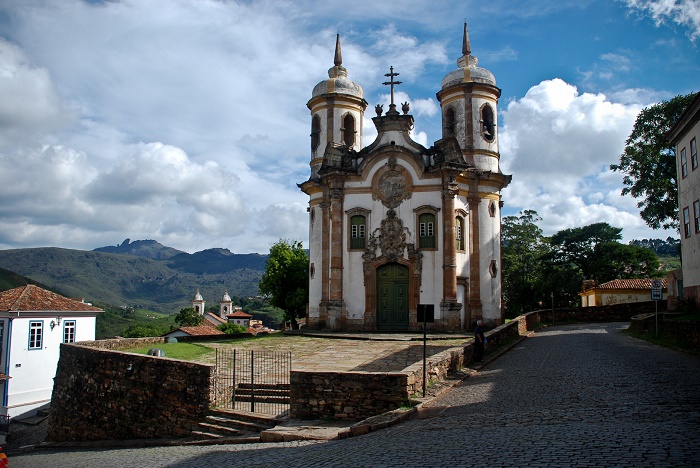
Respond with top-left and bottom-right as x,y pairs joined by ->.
311,114 -> 321,151
481,105 -> 495,142
418,213 -> 436,249
455,216 -> 465,251
350,215 -> 366,249
342,114 -> 355,146
444,108 -> 455,137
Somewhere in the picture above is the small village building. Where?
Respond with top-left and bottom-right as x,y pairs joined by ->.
667,92 -> 700,307
580,279 -> 667,307
0,285 -> 101,418
227,310 -> 252,328
299,25 -> 511,332
163,323 -> 224,339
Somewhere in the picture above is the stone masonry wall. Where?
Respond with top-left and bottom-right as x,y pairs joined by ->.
47,344 -> 215,441
291,318 -> 525,420
290,371 -> 410,420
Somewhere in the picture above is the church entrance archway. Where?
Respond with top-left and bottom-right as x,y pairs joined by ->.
376,263 -> 409,330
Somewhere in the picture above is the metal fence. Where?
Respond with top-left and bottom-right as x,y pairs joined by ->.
214,349 -> 291,416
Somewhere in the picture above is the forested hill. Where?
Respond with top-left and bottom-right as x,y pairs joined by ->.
0,244 -> 267,314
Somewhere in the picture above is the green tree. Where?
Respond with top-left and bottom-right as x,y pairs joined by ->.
174,307 -> 204,327
589,242 -> 660,282
610,92 -> 697,230
216,323 -> 248,334
259,239 -> 309,328
549,222 -> 623,279
121,323 -> 167,338
501,210 -> 550,317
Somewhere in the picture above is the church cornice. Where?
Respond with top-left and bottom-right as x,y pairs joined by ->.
436,81 -> 501,103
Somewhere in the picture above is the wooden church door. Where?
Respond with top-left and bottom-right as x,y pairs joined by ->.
376,263 -> 409,330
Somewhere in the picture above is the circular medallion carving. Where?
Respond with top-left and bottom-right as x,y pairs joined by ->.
378,170 -> 406,200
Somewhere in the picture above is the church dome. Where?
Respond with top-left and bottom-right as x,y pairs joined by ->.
221,291 -> 231,302
441,24 -> 496,89
311,34 -> 364,99
193,289 -> 203,301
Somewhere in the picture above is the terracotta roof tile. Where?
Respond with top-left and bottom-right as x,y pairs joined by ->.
227,310 -> 252,318
596,279 -> 667,290
0,285 -> 102,312
178,323 -> 224,336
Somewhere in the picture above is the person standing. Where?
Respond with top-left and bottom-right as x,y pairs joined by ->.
474,320 -> 485,362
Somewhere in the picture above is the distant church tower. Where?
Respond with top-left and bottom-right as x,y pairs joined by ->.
192,289 -> 205,315
219,291 -> 233,318
299,25 -> 511,332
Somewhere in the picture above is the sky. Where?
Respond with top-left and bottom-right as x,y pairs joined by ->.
0,0 -> 698,254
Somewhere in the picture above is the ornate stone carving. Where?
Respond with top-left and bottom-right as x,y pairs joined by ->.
374,160 -> 412,209
362,210 -> 422,277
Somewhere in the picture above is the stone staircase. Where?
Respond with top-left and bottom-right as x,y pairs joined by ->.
190,408 -> 280,442
233,382 -> 291,406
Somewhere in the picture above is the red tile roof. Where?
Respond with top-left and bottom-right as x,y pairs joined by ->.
595,279 -> 667,290
227,310 -> 252,318
177,323 -> 224,336
205,312 -> 227,325
0,285 -> 102,312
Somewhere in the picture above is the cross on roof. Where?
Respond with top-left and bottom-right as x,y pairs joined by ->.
382,66 -> 402,108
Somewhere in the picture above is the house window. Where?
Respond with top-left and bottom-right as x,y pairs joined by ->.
63,320 -> 76,343
680,147 -> 688,178
350,215 -> 366,250
683,206 -> 691,238
694,200 -> 700,233
0,321 -> 4,361
419,213 -> 436,249
342,114 -> 355,146
456,216 -> 465,251
29,321 -> 43,349
692,138 -> 698,171
311,114 -> 321,152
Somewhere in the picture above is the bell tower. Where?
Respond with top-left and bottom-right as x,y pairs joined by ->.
436,24 -> 510,325
306,34 -> 368,180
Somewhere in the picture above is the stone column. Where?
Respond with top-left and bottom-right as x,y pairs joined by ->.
442,175 -> 458,303
319,199 -> 330,326
329,183 -> 344,303
468,188 -> 482,322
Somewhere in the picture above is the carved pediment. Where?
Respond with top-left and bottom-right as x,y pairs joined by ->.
363,209 -> 422,275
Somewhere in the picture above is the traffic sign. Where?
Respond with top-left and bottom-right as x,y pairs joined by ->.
651,289 -> 663,300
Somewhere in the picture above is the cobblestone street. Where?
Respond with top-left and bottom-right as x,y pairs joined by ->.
11,323 -> 700,467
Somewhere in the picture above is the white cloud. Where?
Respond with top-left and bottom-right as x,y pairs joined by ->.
499,78 -> 657,241
0,38 -> 68,146
624,0 -> 700,41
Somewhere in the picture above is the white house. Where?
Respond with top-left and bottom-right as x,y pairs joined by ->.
0,285 -> 101,418
667,92 -> 700,308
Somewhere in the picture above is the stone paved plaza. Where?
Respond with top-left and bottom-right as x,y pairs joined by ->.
196,332 -> 469,372
11,323 -> 700,467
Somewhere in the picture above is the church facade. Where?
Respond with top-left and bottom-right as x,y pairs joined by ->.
299,25 -> 511,332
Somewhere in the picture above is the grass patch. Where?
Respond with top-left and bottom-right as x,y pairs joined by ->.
125,342 -> 214,360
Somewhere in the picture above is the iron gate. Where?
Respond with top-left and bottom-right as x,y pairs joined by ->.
215,349 -> 291,416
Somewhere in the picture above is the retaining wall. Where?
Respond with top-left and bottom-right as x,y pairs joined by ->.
47,344 -> 215,441
290,317 -> 525,420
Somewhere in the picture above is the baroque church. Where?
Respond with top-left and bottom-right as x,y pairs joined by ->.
299,25 -> 511,332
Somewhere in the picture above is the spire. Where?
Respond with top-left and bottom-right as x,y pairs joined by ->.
334,33 -> 342,66
328,33 -> 348,79
462,22 -> 471,56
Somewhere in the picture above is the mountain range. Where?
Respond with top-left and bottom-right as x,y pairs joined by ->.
0,239 -> 267,314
